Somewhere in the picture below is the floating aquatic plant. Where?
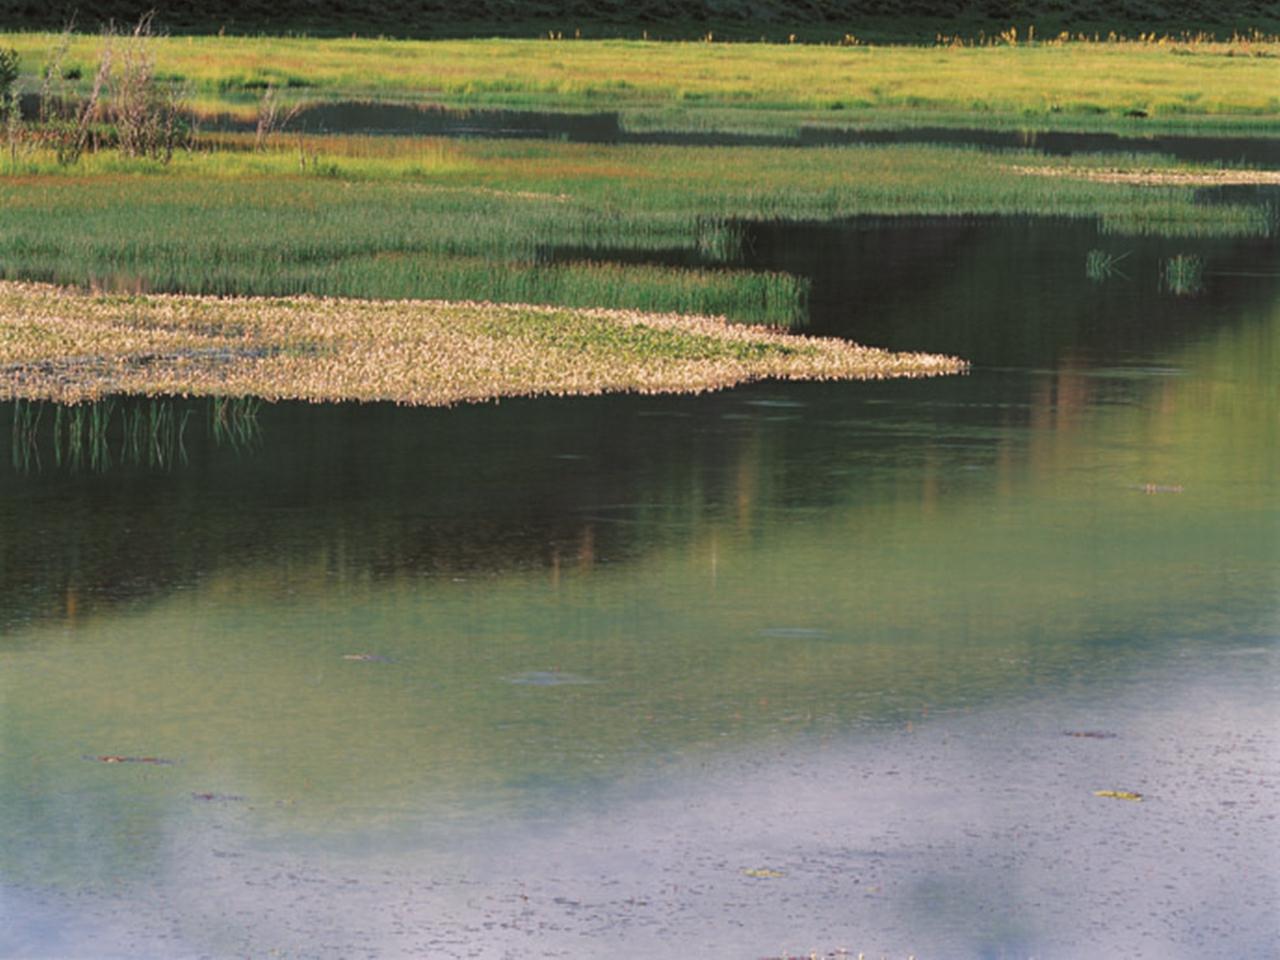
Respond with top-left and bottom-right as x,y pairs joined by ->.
0,280 -> 967,407
1094,789 -> 1144,801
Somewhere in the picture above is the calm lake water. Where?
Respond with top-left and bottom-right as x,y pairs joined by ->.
212,100 -> 1280,167
1,215 -> 1277,959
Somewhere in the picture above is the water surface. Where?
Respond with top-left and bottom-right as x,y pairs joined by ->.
1,214 -> 1276,959
214,99 -> 1280,166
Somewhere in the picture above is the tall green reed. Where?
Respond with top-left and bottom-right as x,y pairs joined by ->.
0,141 -> 1270,332
209,395 -> 263,452
1085,247 -> 1130,281
329,255 -> 808,326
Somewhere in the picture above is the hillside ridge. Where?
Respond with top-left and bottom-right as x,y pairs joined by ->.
2,0 -> 1278,42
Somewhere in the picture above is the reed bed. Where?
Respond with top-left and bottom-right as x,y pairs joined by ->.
0,281 -> 965,405
0,151 -> 819,323
0,142 -> 1267,328
0,139 -> 1266,355
329,256 -> 808,327
1084,247 -> 1130,281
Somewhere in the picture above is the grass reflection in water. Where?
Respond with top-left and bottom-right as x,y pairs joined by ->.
10,395 -> 262,474
0,288 -> 1274,838
0,211 -> 1274,959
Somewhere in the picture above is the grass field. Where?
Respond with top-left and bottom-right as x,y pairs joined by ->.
1,136 -> 1270,322
5,32 -> 1280,133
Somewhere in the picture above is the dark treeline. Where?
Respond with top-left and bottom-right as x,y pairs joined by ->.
1,0 -> 1278,41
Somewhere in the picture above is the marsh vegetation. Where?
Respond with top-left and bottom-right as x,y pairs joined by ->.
0,280 -> 963,405
0,28 -> 1274,405
4,30 -> 1280,131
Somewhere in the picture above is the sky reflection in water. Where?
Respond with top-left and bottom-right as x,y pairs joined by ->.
1,214 -> 1277,959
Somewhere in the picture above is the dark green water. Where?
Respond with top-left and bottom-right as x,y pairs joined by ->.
1,216 -> 1276,959
208,100 -> 1280,169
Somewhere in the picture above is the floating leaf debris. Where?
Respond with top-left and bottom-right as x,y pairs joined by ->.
87,755 -> 174,764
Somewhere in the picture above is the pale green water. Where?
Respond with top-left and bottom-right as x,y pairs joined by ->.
1,216 -> 1277,958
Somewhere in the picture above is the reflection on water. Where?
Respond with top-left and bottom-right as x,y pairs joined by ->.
1,216 -> 1276,958
214,99 -> 1280,168
10,396 -> 263,476
550,212 -> 1280,346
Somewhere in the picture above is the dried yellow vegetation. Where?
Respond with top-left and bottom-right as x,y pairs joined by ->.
0,281 -> 965,405
1014,165 -> 1280,186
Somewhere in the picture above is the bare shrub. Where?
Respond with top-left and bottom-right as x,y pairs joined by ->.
32,24 -> 111,166
1,47 -> 19,167
254,83 -> 305,153
107,12 -> 192,162
31,21 -> 112,164
0,48 -> 17,112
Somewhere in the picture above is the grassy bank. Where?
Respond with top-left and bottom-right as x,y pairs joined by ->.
0,137 -> 1271,340
0,137 -> 1270,339
5,32 -> 1280,134
0,281 -> 964,405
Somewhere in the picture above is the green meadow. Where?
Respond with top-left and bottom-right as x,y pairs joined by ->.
1,135 -> 1272,313
6,31 -> 1280,132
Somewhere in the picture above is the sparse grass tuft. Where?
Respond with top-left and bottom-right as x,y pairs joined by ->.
1085,247 -> 1130,280
1161,253 -> 1204,296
